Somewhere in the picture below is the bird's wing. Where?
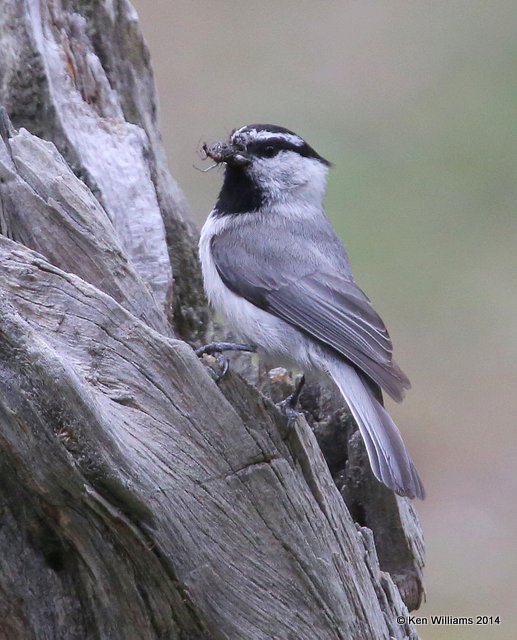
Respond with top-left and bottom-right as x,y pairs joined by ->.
211,227 -> 410,402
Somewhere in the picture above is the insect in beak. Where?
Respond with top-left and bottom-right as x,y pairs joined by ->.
202,141 -> 250,167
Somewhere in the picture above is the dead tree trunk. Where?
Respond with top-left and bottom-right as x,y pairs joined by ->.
0,2 -> 424,639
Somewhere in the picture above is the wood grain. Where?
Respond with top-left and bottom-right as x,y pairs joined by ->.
0,2 -> 423,638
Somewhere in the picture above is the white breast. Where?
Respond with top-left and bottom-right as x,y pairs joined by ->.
198,212 -> 314,368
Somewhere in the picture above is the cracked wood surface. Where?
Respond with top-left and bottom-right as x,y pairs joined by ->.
0,117 -> 169,335
0,1 -> 423,638
0,0 -> 208,340
0,236 -> 417,639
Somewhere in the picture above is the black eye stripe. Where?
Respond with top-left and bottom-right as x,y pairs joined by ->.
245,138 -> 330,165
246,139 -> 294,155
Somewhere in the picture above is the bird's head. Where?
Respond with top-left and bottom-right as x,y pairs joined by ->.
204,124 -> 331,214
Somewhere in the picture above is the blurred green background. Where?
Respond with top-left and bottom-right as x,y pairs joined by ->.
133,1 -> 517,637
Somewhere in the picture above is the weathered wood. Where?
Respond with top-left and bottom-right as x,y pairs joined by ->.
262,369 -> 425,612
0,116 -> 169,335
0,1 -> 424,638
339,425 -> 425,612
0,236 -> 417,639
0,0 -> 208,340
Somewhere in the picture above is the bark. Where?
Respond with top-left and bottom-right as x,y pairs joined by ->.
0,2 -> 424,639
0,0 -> 207,340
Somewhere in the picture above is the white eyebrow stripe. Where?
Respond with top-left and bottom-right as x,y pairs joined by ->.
232,128 -> 304,147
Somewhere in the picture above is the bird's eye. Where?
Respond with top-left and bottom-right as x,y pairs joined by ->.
262,145 -> 278,158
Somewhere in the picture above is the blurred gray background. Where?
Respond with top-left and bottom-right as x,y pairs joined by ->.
133,1 -> 517,638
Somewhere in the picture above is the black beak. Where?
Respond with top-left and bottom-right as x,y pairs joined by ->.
202,141 -> 250,167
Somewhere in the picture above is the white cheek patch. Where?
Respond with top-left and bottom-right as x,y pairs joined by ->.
246,154 -> 300,200
248,152 -> 328,205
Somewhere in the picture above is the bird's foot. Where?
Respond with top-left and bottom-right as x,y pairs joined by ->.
195,341 -> 257,381
278,374 -> 305,429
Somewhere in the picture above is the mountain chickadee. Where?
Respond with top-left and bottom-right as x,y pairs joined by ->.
199,123 -> 424,499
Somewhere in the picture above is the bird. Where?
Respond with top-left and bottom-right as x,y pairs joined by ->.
198,123 -> 424,500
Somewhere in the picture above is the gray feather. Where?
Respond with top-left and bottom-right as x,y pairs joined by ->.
211,215 -> 410,402
326,359 -> 424,499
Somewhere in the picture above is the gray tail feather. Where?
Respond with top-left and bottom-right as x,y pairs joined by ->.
327,361 -> 425,499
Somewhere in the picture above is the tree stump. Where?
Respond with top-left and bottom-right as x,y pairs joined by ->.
0,2 -> 424,638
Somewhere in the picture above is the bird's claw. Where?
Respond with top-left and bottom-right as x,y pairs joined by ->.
212,351 -> 230,381
195,342 -> 256,382
277,374 -> 306,429
279,396 -> 300,429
